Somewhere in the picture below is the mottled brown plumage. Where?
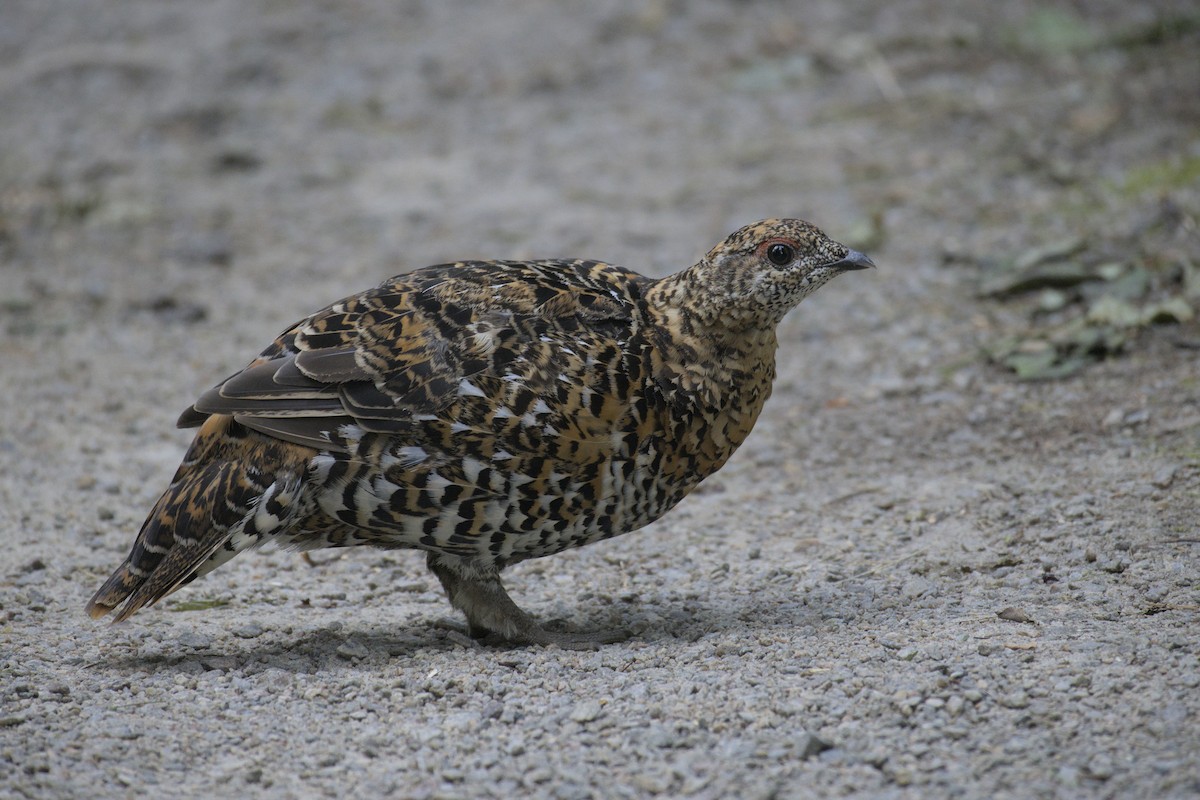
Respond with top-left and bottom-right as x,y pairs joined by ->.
86,219 -> 872,645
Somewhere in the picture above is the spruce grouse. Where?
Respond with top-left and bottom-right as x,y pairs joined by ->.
86,219 -> 873,645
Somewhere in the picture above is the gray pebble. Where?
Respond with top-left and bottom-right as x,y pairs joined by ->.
1085,754 -> 1114,780
1145,583 -> 1169,602
798,732 -> 833,759
998,692 -> 1031,709
200,655 -> 238,671
177,631 -> 212,649
997,607 -> 1033,624
1151,466 -> 1178,489
15,570 -> 46,587
336,639 -> 369,659
1125,409 -> 1150,425
570,700 -> 603,723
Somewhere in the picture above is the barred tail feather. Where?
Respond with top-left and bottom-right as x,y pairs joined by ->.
85,462 -> 247,621
85,414 -> 317,622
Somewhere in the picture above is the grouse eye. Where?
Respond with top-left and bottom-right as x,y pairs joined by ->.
766,242 -> 794,266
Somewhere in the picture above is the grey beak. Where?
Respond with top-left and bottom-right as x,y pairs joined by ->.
835,249 -> 876,271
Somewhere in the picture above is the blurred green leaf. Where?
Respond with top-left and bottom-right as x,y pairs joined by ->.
1013,7 -> 1098,53
1013,236 -> 1086,271
169,598 -> 230,612
1143,297 -> 1194,324
980,260 -> 1096,297
1183,260 -> 1200,299
841,212 -> 886,253
1038,289 -> 1069,312
729,55 -> 814,93
1122,154 -> 1200,196
1102,266 -> 1151,301
982,231 -> 1197,380
1087,295 -> 1143,327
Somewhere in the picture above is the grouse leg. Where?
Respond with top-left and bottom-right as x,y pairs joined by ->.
426,553 -> 626,649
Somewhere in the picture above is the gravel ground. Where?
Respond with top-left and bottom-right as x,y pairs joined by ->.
2,1 -> 1199,798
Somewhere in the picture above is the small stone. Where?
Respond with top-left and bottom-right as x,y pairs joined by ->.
1101,408 -> 1126,427
997,607 -> 1034,624
1151,466 -> 1178,489
1084,754 -> 1114,780
171,229 -> 234,267
233,623 -> 264,639
15,570 -> 46,587
1003,735 -> 1030,754
177,631 -> 212,649
892,692 -> 920,714
901,577 -> 935,598
1124,409 -> 1150,425
797,732 -> 833,759
1063,502 -> 1092,519
1100,558 -> 1128,574
200,655 -> 238,671
336,639 -> 369,660
1145,583 -> 1169,603
646,727 -> 678,748
998,691 -> 1030,709
570,700 -> 603,723
632,774 -> 670,793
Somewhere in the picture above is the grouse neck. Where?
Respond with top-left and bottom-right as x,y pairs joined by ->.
645,267 -> 784,344
640,270 -> 780,421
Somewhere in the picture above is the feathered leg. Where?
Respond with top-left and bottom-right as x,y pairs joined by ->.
426,552 -> 627,648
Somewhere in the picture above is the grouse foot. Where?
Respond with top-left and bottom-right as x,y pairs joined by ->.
427,553 -> 628,649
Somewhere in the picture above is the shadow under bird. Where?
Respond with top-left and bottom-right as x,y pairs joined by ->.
86,218 -> 873,646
